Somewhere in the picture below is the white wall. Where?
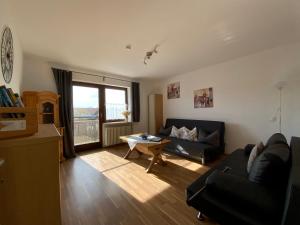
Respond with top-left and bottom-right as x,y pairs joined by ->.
158,43 -> 300,153
22,54 -> 155,132
21,42 -> 300,154
0,0 -> 23,93
22,54 -> 57,92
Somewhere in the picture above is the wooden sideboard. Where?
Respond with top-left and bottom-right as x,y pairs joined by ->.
0,124 -> 62,225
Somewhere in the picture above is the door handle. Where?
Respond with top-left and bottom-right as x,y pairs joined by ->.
0,159 -> 5,184
0,159 -> 5,167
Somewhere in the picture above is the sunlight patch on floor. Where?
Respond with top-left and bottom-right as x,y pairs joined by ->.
80,150 -> 171,203
163,153 -> 205,172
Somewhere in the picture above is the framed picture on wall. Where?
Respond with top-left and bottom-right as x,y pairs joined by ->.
167,82 -> 180,99
194,87 -> 213,108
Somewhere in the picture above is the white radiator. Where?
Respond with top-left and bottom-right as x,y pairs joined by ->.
102,122 -> 133,147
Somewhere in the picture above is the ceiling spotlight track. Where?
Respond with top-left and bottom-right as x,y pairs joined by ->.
144,44 -> 159,65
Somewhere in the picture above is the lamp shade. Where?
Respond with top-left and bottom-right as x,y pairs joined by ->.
275,80 -> 287,90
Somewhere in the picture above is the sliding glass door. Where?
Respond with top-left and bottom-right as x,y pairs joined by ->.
73,84 -> 101,149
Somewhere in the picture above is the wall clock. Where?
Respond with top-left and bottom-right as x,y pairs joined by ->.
1,26 -> 14,84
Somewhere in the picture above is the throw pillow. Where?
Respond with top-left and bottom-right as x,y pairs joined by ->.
198,128 -> 208,140
181,127 -> 198,141
244,144 -> 256,155
247,142 -> 265,173
170,126 -> 182,138
248,143 -> 290,185
266,133 -> 288,146
159,126 -> 172,136
198,130 -> 220,146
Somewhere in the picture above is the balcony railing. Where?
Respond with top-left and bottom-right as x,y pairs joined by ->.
73,103 -> 126,145
73,117 -> 99,146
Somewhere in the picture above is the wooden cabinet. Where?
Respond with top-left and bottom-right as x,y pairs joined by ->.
22,91 -> 60,127
22,91 -> 64,162
148,94 -> 163,135
0,124 -> 61,225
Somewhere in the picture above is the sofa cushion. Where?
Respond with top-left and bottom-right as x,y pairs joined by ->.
247,142 -> 265,173
198,130 -> 220,146
198,128 -> 208,139
249,143 -> 290,186
205,170 -> 283,218
158,126 -> 172,136
181,127 -> 198,142
266,133 -> 288,146
164,137 -> 219,160
170,126 -> 184,138
187,149 -> 249,196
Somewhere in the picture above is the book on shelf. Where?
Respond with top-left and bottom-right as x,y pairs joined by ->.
0,85 -> 25,118
14,93 -> 25,107
0,85 -> 14,107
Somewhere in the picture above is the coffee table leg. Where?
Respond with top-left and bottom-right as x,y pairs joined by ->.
137,151 -> 143,158
124,148 -> 134,159
146,155 -> 158,173
157,154 -> 167,166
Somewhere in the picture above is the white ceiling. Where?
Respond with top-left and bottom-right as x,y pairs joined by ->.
9,0 -> 300,78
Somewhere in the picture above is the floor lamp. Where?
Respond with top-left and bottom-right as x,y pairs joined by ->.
274,81 -> 287,133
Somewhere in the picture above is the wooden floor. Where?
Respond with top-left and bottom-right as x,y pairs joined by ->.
60,145 -> 220,225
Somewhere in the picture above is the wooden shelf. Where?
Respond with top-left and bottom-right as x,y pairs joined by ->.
0,107 -> 38,139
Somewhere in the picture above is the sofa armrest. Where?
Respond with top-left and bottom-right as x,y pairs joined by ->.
186,167 -> 231,205
205,170 -> 280,213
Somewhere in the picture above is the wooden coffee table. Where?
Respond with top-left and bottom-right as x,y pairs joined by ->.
120,134 -> 171,173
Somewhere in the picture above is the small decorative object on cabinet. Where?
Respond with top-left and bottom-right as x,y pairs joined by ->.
148,94 -> 163,135
22,91 -> 65,162
0,124 -> 61,225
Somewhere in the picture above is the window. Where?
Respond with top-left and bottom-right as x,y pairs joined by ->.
105,88 -> 127,121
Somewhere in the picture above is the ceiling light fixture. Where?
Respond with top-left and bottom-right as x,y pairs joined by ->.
144,44 -> 159,65
125,44 -> 132,50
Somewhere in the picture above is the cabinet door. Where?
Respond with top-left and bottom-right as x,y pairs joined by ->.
0,153 -> 8,225
148,95 -> 156,135
0,141 -> 61,225
154,95 -> 163,134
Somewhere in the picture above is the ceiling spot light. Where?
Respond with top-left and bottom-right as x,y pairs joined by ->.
144,44 -> 159,65
126,44 -> 132,50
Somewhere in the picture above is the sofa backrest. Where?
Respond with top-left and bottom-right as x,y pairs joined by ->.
165,118 -> 225,149
281,136 -> 300,225
248,133 -> 290,186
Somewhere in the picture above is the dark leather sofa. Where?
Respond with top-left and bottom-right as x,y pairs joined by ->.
158,118 -> 225,164
186,134 -> 299,225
